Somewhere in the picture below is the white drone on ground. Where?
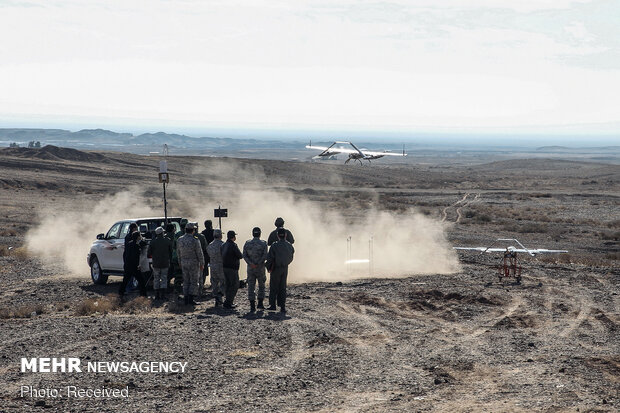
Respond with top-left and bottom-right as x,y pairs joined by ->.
454,238 -> 568,283
454,238 -> 568,256
306,140 -> 407,164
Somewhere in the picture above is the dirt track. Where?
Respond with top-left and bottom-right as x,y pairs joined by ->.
0,147 -> 618,412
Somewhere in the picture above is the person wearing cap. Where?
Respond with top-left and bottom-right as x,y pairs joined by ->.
148,226 -> 173,300
176,222 -> 205,305
221,230 -> 243,309
243,227 -> 268,313
266,227 -> 295,313
267,217 -> 295,246
172,218 -> 188,294
206,229 -> 225,307
192,222 -> 208,297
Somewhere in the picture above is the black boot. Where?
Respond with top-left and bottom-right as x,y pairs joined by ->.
188,295 -> 197,305
267,303 -> 277,311
160,289 -> 166,301
184,295 -> 189,305
280,304 -> 286,314
250,300 -> 256,313
257,299 -> 264,310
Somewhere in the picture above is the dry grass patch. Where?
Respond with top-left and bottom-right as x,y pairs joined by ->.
0,245 -> 9,256
122,296 -> 152,313
75,295 -> 121,316
54,301 -> 72,312
0,228 -> 17,236
11,246 -> 30,260
0,304 -> 46,319
75,295 -> 153,316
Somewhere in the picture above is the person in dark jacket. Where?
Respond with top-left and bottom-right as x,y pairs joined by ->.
221,230 -> 243,309
202,220 -> 214,244
148,227 -> 173,300
267,217 -> 295,246
119,231 -> 147,298
123,222 -> 139,264
266,228 -> 294,313
201,220 -> 214,290
164,223 -> 176,292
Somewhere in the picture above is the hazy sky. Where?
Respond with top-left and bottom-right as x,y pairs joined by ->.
0,0 -> 618,136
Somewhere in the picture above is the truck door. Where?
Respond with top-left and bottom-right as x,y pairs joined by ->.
99,222 -> 124,271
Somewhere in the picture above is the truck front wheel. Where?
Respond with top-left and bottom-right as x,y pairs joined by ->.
90,256 -> 109,285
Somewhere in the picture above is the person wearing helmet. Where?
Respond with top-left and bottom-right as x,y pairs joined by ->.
267,217 -> 295,246
266,227 -> 295,313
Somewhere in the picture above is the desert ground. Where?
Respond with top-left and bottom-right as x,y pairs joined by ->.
0,145 -> 618,412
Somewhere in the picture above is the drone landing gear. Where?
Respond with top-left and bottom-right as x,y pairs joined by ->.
497,251 -> 522,284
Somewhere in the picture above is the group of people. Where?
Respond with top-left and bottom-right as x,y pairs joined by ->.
120,217 -> 295,314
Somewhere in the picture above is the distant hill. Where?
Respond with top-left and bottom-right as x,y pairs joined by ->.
536,145 -> 620,152
0,128 -> 302,154
1,145 -> 108,162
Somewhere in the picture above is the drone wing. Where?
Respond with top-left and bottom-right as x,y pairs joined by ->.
454,246 -> 568,255
453,247 -> 509,253
306,141 -> 359,157
362,149 -> 407,157
526,249 -> 569,254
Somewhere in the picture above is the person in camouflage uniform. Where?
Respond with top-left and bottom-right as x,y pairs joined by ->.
176,223 -> 204,305
243,227 -> 268,313
173,218 -> 188,294
206,229 -> 225,307
192,222 -> 208,297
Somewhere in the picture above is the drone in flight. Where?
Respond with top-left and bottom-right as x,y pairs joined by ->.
454,238 -> 568,283
306,141 -> 407,164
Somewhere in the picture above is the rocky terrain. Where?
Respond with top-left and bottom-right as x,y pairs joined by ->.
0,146 -> 618,412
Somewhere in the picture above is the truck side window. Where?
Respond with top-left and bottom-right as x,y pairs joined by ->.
119,222 -> 132,239
106,223 -> 122,240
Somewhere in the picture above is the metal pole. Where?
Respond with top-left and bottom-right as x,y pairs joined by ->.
218,204 -> 222,230
347,236 -> 351,277
163,182 -> 168,224
369,236 -> 373,277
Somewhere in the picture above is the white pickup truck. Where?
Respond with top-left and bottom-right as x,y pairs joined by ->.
87,217 -> 182,284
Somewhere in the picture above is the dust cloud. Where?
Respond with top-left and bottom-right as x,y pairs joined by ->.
25,158 -> 460,282
187,188 -> 460,282
25,190 -> 158,274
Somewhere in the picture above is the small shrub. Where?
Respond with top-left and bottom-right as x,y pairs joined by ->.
518,223 -> 548,233
600,231 -> 620,241
0,245 -> 9,256
54,301 -> 71,312
0,228 -> 17,236
75,295 -> 121,316
475,214 -> 492,223
0,304 -> 46,319
12,247 -> 30,260
122,296 -> 152,313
